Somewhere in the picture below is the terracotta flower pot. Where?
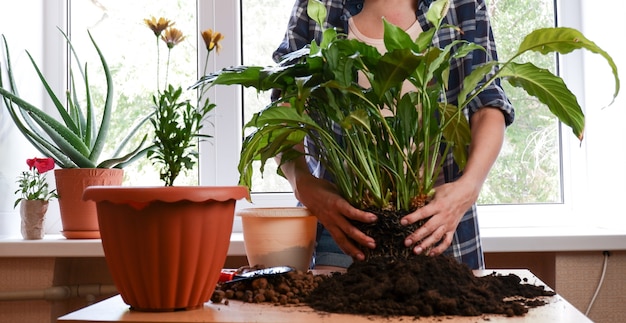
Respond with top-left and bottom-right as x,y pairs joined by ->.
55,168 -> 124,239
19,199 -> 48,240
237,207 -> 317,271
83,185 -> 249,312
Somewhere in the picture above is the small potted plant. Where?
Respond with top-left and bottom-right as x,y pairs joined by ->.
194,0 -> 619,261
0,30 -> 152,238
83,17 -> 248,312
14,157 -> 58,240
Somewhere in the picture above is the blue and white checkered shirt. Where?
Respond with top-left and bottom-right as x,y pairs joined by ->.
273,0 -> 514,270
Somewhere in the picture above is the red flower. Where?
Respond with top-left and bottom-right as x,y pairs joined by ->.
26,157 -> 55,174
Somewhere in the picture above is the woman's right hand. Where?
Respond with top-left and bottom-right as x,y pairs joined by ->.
293,174 -> 378,261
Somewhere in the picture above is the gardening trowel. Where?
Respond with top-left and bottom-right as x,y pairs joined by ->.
218,266 -> 294,284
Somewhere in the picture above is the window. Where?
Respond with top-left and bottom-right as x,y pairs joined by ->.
3,0 -> 623,236
47,0 -> 594,214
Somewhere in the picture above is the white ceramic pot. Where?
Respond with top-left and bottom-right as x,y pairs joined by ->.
237,207 -> 317,271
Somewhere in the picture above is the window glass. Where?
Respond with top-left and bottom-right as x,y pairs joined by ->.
485,0 -> 559,204
241,0 -> 295,193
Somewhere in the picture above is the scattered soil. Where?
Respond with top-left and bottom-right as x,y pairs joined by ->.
306,255 -> 555,317
212,268 -> 321,305
212,255 -> 555,318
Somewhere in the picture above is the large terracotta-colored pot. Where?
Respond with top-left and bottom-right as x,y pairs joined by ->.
237,207 -> 317,271
83,185 -> 249,312
55,168 -> 123,239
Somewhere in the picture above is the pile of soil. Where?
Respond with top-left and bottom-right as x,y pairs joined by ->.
212,255 -> 555,318
306,255 -> 555,317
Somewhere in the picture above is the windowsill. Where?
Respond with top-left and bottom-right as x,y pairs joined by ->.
1,226 -> 625,258
0,233 -> 246,258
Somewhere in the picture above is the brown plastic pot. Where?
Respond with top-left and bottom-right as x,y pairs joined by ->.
55,168 -> 123,239
83,185 -> 249,312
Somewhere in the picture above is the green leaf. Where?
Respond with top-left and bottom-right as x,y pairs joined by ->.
307,0 -> 327,30
500,62 -> 584,141
439,103 -> 470,170
517,27 -> 620,103
425,0 -> 450,27
383,19 -> 419,53
24,51 -> 80,135
372,49 -> 424,99
458,61 -> 498,106
341,109 -> 371,132
324,42 -> 355,87
1,31 -> 147,169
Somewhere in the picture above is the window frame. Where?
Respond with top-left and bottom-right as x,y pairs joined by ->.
29,0 -> 619,234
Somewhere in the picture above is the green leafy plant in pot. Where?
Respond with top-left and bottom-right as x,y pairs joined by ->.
83,18 -> 248,311
0,30 -> 152,238
194,0 -> 620,261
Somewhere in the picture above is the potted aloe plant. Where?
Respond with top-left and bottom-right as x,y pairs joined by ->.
194,0 -> 620,260
83,17 -> 248,312
0,30 -> 151,238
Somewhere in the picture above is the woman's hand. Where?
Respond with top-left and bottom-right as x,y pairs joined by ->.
400,179 -> 478,256
294,175 -> 378,261
401,107 -> 506,256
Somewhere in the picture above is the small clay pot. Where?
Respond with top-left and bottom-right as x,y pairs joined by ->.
20,200 -> 48,240
237,207 -> 317,271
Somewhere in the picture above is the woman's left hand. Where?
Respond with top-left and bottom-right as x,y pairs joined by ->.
400,179 -> 478,256
400,107 -> 506,256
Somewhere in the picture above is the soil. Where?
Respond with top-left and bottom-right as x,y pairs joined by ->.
213,207 -> 555,318
212,255 -> 555,318
306,255 -> 555,317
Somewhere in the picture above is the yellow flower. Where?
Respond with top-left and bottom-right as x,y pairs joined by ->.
201,29 -> 224,53
161,27 -> 186,49
144,16 -> 173,37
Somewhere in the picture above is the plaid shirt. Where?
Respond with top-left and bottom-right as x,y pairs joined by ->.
273,0 -> 514,270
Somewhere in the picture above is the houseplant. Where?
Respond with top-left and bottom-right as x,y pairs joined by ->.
0,30 -> 151,238
194,0 -> 620,260
14,157 -> 58,239
83,18 -> 248,311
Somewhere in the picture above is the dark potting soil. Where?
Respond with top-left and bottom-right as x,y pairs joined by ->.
306,254 -> 555,317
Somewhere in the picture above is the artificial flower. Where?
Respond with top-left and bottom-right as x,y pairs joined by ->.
201,29 -> 224,53
161,27 -> 186,49
144,16 -> 172,37
14,157 -> 58,208
26,157 -> 55,174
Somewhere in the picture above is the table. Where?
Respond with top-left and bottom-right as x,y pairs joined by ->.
58,270 -> 590,323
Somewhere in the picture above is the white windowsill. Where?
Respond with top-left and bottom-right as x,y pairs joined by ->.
1,226 -> 625,258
